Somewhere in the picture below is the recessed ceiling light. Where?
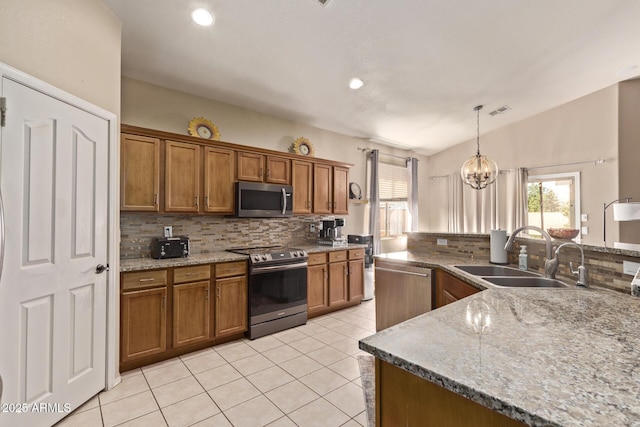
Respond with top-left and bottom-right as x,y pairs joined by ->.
191,8 -> 214,26
349,78 -> 364,90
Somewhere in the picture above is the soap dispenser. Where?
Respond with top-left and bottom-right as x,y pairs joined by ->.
518,246 -> 528,270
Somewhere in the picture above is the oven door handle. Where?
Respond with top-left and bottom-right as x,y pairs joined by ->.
251,261 -> 308,274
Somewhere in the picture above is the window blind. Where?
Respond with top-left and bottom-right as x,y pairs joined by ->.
379,162 -> 408,201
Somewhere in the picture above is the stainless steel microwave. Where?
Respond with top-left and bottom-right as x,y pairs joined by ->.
235,181 -> 293,218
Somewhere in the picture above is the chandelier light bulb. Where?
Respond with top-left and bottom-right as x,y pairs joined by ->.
461,105 -> 498,190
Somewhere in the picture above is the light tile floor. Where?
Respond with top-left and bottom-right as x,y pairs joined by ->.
56,299 -> 376,427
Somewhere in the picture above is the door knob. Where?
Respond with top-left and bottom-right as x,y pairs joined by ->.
96,264 -> 110,274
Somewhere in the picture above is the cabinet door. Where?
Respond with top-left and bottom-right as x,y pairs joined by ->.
333,166 -> 349,214
292,160 -> 313,214
165,141 -> 201,212
215,275 -> 248,337
120,133 -> 160,211
348,259 -> 364,301
435,270 -> 480,309
237,151 -> 264,182
173,281 -> 210,348
313,163 -> 332,214
266,156 -> 290,184
328,261 -> 348,306
307,264 -> 328,314
121,287 -> 167,363
204,147 -> 235,213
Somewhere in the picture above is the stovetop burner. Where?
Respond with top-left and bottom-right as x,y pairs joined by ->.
227,246 -> 308,265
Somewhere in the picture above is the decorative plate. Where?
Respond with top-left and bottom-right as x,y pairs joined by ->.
292,137 -> 315,156
188,117 -> 220,140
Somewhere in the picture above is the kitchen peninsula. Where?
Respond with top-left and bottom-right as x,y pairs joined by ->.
360,233 -> 640,427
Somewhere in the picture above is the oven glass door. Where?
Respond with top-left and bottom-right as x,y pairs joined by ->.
249,263 -> 307,318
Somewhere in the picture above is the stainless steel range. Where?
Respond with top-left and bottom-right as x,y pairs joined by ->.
228,246 -> 308,339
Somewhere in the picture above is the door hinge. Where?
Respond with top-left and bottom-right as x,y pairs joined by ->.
0,97 -> 6,127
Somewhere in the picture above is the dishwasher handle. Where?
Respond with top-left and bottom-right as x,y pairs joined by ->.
375,267 -> 431,278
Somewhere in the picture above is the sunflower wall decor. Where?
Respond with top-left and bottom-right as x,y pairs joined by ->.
188,117 -> 221,140
291,137 -> 315,156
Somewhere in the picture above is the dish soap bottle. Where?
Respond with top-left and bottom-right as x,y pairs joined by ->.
518,246 -> 528,270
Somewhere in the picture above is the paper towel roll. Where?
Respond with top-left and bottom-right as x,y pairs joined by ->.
490,229 -> 508,265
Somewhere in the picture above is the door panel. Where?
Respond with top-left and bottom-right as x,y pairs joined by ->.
0,76 -> 109,426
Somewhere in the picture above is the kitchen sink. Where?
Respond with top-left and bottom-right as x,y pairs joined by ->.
481,276 -> 568,288
454,265 -> 539,277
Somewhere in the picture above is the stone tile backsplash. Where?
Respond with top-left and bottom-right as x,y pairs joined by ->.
121,213 -> 326,259
406,232 -> 640,294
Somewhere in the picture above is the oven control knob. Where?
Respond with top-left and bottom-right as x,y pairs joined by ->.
293,252 -> 298,257
261,254 -> 268,260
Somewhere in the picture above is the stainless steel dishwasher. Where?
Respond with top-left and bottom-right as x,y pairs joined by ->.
375,259 -> 433,331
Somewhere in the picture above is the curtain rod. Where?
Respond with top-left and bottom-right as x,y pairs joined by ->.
357,146 -> 415,161
524,158 -> 608,171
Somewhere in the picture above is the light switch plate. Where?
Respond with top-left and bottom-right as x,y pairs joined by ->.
623,260 -> 640,276
581,213 -> 588,222
164,226 -> 173,238
581,226 -> 589,235
437,238 -> 448,246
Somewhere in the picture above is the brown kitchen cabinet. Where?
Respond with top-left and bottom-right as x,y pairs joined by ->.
348,249 -> 365,301
214,261 -> 248,338
237,151 -> 291,184
328,250 -> 348,306
435,269 -> 480,309
292,160 -> 313,214
165,140 -> 201,212
307,252 -> 329,314
121,269 -> 168,363
172,265 -> 211,348
120,133 -> 161,211
204,147 -> 235,213
313,164 -> 349,214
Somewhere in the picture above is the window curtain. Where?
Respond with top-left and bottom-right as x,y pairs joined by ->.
448,172 -> 497,233
368,150 -> 381,255
407,157 -> 419,232
504,167 -> 528,232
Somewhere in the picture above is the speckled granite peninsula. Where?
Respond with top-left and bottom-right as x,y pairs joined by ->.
360,287 -> 640,426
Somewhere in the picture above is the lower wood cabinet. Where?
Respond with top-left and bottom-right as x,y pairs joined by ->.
121,287 -> 167,363
328,260 -> 348,306
120,260 -> 248,371
435,269 -> 481,309
307,256 -> 329,315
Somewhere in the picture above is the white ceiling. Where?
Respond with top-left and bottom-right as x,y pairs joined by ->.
103,0 -> 640,155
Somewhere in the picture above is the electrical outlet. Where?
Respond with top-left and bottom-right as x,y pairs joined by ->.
581,226 -> 589,235
310,224 -> 316,232
164,226 -> 173,238
437,238 -> 448,246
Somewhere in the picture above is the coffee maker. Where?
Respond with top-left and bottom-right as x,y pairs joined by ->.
318,218 -> 347,246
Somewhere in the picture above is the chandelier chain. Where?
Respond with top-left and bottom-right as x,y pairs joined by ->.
475,105 -> 482,156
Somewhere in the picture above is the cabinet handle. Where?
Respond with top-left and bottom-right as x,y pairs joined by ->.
333,202 -> 337,209
205,195 -> 209,207
323,268 -> 327,281
266,168 -> 270,178
344,265 -> 348,276
139,278 -> 155,282
195,195 -> 199,208
217,286 -> 220,298
161,296 -> 165,309
205,287 -> 210,299
154,193 -> 158,206
259,168 -> 263,177
326,201 -> 330,209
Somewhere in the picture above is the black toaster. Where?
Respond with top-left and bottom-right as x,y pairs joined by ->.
150,236 -> 190,259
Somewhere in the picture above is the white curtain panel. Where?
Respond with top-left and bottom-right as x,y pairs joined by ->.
448,173 -> 498,233
448,173 -> 464,233
408,157 -> 419,232
368,150 -> 381,255
504,168 -> 528,232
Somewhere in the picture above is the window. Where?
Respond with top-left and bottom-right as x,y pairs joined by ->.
527,172 -> 580,235
378,162 -> 409,237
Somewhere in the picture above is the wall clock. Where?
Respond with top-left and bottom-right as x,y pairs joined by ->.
292,137 -> 315,156
188,117 -> 221,140
349,182 -> 362,199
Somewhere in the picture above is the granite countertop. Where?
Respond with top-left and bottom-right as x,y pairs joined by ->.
362,252 -> 640,426
120,243 -> 368,272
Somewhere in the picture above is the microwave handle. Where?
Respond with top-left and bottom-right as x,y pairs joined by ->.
281,188 -> 287,215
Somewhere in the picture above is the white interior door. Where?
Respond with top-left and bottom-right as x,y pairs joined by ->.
0,76 -> 109,426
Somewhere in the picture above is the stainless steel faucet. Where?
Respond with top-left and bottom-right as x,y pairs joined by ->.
504,225 -> 555,278
546,242 -> 589,287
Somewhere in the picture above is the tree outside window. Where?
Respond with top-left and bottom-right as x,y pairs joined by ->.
527,172 -> 580,237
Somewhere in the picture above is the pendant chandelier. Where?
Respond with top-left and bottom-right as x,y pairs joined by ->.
460,105 -> 498,190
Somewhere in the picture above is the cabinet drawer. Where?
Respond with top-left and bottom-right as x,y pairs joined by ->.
308,252 -> 327,266
122,270 -> 168,291
328,250 -> 348,263
216,261 -> 247,278
348,249 -> 365,260
174,265 -> 211,284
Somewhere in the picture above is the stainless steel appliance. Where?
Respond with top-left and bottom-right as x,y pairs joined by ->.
228,246 -> 308,339
318,218 -> 347,246
235,181 -> 293,218
150,236 -> 190,259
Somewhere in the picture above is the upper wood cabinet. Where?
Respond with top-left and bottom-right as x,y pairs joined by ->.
292,160 -> 313,214
237,152 -> 291,184
204,147 -> 235,213
165,141 -> 201,212
120,133 -> 160,211
313,164 -> 349,215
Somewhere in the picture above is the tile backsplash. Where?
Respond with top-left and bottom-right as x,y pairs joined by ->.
120,213 -> 327,259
